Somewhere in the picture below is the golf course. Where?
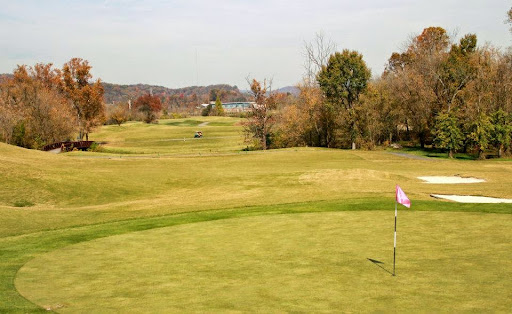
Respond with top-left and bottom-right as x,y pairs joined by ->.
1,116 -> 511,312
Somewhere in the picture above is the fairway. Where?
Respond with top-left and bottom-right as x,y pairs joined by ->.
15,211 -> 512,312
1,117 -> 512,312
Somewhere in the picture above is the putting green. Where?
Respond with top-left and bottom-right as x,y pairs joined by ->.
15,211 -> 512,312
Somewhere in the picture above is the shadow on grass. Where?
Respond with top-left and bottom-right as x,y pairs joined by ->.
397,146 -> 478,160
367,258 -> 393,275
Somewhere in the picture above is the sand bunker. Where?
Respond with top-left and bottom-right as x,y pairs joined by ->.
431,194 -> 512,203
418,176 -> 485,184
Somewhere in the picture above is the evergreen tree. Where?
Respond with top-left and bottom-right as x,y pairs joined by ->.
468,113 -> 493,159
432,112 -> 464,158
490,110 -> 512,157
214,95 -> 225,116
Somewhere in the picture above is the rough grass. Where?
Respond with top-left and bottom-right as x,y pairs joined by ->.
1,116 -> 511,312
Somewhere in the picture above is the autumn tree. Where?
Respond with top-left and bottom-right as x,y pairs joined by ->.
61,58 -> 105,140
0,64 -> 76,148
133,93 -> 162,123
107,103 -> 129,126
317,50 -> 371,149
357,79 -> 396,148
243,79 -> 276,150
384,27 -> 479,148
439,34 -> 478,112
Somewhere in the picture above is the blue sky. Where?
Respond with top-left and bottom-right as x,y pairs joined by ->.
1,0 -> 510,88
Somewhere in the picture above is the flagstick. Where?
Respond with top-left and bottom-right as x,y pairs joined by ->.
393,201 -> 397,276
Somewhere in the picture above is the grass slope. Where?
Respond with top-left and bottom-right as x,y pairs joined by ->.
1,117 -> 511,312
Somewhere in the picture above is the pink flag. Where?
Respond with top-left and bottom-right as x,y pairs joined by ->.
396,185 -> 411,208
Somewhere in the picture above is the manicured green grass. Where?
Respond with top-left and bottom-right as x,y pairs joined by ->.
89,117 -> 244,155
1,117 -> 511,312
15,211 -> 512,312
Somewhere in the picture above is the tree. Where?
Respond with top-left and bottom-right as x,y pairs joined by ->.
107,103 -> 129,126
317,50 -> 371,149
243,79 -> 276,150
201,104 -> 212,116
432,112 -> 464,158
439,34 -> 478,112
214,95 -> 225,116
490,109 -> 512,157
506,7 -> 512,33
0,64 -> 76,149
383,27 -> 472,148
133,93 -> 162,123
468,113 -> 493,159
303,32 -> 337,85
358,80 -> 396,148
61,58 -> 105,140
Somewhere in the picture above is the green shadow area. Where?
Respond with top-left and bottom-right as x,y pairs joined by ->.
1,198 -> 511,312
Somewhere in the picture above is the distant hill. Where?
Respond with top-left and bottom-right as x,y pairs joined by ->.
240,86 -> 300,96
275,86 -> 300,96
0,73 -> 251,108
0,73 -> 13,82
102,82 -> 250,107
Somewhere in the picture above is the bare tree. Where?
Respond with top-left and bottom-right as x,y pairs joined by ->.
243,77 -> 276,150
303,32 -> 337,85
506,7 -> 512,33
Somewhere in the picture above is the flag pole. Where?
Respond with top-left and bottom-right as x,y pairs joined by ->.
393,200 -> 397,276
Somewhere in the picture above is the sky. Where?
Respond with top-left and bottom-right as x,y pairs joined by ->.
1,0 -> 511,89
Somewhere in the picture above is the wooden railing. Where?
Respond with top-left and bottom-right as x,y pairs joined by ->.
42,141 -> 95,152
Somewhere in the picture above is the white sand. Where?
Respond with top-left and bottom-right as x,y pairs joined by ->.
431,194 -> 512,203
418,176 -> 485,184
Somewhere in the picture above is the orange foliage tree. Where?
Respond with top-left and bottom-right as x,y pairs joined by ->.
61,58 -> 105,140
133,94 -> 162,123
0,64 -> 76,148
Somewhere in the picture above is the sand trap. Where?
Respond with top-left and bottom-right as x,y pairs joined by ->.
418,176 -> 485,184
431,194 -> 512,203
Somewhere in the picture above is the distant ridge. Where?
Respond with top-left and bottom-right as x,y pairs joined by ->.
1,73 -> 297,103
275,86 -> 300,96
0,73 -> 13,82
240,86 -> 300,96
101,82 -> 248,104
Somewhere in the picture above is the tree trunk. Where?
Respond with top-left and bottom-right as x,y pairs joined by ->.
498,144 -> 503,158
449,149 -> 454,158
352,142 -> 356,150
419,134 -> 425,149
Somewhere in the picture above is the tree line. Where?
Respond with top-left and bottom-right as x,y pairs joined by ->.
0,58 -> 104,149
2,11 -> 511,158
245,23 -> 512,159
